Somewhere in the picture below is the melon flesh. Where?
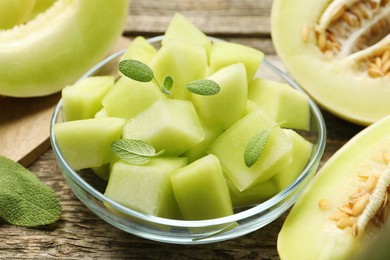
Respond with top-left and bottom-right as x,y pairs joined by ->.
170,154 -> 233,220
104,157 -> 188,219
249,78 -> 311,131
191,63 -> 248,130
102,76 -> 162,120
208,107 -> 293,191
53,117 -> 125,170
62,76 -> 114,121
122,98 -> 205,156
272,129 -> 313,191
121,36 -> 157,66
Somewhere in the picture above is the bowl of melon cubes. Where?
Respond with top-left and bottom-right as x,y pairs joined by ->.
50,13 -> 326,244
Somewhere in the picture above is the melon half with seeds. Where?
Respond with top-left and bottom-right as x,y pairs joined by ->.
271,0 -> 390,125
0,0 -> 129,97
277,115 -> 390,259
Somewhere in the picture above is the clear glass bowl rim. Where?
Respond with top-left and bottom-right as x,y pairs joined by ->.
50,35 -> 326,229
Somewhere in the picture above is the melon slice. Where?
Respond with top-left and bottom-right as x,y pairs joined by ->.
151,40 -> 208,100
120,36 -> 157,66
122,98 -> 205,156
0,0 -> 36,29
191,63 -> 248,130
162,12 -> 211,57
208,107 -> 293,191
271,0 -> 390,125
248,78 -> 311,131
101,76 -> 162,120
272,129 -> 313,191
0,0 -> 129,97
62,76 -> 114,121
209,41 -> 264,81
104,157 -> 188,219
170,154 -> 233,220
53,117 -> 125,170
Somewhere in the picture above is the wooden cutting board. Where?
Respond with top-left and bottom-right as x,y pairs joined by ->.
0,36 -> 131,167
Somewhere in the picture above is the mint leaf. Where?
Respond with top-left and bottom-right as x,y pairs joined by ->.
111,139 -> 163,165
162,76 -> 173,95
0,155 -> 61,227
186,79 -> 220,96
244,125 -> 278,167
119,59 -> 154,82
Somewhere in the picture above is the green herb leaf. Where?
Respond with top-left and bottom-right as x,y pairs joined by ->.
119,59 -> 154,82
244,125 -> 277,167
162,76 -> 173,95
111,139 -> 163,165
186,79 -> 220,96
0,155 -> 61,227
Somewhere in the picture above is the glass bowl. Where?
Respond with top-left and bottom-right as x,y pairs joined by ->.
50,36 -> 326,244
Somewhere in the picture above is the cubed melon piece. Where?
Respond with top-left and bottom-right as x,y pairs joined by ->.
249,78 -> 311,131
272,129 -> 313,191
120,36 -> 157,65
104,157 -> 188,219
208,107 -> 293,191
227,177 -> 278,208
62,76 -> 114,121
246,100 -> 260,115
182,120 -> 224,163
94,108 -> 109,118
151,40 -> 208,100
122,98 -> 205,156
91,164 -> 110,180
170,154 -> 233,220
102,76 -> 162,120
53,117 -> 125,170
209,41 -> 264,81
162,12 -> 211,58
191,63 -> 248,129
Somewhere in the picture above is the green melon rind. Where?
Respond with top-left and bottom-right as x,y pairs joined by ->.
271,0 -> 390,125
0,0 -> 129,97
277,114 -> 390,260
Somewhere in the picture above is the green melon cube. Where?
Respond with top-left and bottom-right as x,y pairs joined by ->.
122,98 -> 205,156
102,76 -> 162,120
227,177 -> 278,208
62,76 -> 114,121
191,63 -> 248,129
209,41 -> 264,81
162,12 -> 211,58
151,40 -> 208,100
272,129 -> 313,191
94,108 -> 109,118
170,154 -> 233,220
104,157 -> 188,219
120,36 -> 157,65
249,78 -> 311,131
53,117 -> 125,170
182,120 -> 224,163
246,100 -> 260,115
208,107 -> 293,191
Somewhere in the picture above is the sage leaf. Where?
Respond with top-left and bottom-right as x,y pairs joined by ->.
162,76 -> 173,95
0,155 -> 61,227
111,139 -> 163,165
244,125 -> 277,167
119,59 -> 154,82
186,79 -> 220,96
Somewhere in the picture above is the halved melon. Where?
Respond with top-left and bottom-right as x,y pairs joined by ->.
271,0 -> 390,125
277,114 -> 390,259
0,0 -> 130,97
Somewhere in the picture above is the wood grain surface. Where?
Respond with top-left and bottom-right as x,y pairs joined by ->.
0,0 -> 366,259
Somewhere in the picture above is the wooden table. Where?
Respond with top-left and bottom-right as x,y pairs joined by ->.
1,0 -> 366,258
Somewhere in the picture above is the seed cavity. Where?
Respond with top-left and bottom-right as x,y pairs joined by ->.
321,143 -> 390,237
309,0 -> 390,78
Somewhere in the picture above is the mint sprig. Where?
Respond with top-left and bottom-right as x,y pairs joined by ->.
111,139 -> 164,165
118,59 -> 220,96
0,155 -> 61,227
